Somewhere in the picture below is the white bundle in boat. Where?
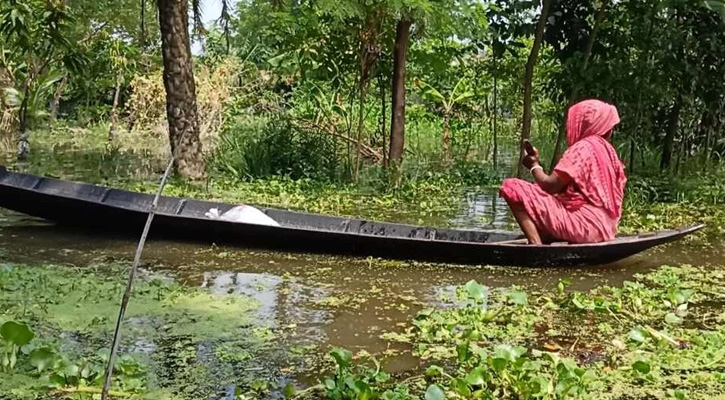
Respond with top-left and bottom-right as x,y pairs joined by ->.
204,205 -> 280,227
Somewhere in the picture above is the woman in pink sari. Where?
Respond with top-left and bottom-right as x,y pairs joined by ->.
499,99 -> 627,244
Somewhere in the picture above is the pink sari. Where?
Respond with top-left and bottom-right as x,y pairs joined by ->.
499,100 -> 627,243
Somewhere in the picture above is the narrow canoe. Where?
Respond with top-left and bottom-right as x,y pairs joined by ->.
0,166 -> 703,267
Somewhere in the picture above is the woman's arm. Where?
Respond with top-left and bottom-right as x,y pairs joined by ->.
531,164 -> 571,194
522,144 -> 572,195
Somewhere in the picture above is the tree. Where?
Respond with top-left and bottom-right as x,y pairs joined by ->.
388,17 -> 412,165
0,0 -> 84,160
518,0 -> 553,177
546,0 -> 609,169
156,0 -> 205,178
417,78 -> 474,163
107,38 -> 137,141
354,3 -> 384,181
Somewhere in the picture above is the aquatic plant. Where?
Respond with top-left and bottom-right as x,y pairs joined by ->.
1,321 -> 34,372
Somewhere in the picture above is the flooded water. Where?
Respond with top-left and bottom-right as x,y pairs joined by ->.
0,191 -> 723,391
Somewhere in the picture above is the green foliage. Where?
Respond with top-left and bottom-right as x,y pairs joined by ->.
212,113 -> 339,180
1,321 -> 34,371
0,262 -> 270,397
322,347 -> 406,400
0,318 -> 147,393
359,264 -> 725,399
0,0 -> 86,134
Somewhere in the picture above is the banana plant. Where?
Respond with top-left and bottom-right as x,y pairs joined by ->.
417,77 -> 475,163
0,0 -> 85,160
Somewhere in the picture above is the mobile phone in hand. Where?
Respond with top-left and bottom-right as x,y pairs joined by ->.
523,139 -> 535,156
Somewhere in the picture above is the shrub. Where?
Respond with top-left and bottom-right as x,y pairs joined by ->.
211,113 -> 339,180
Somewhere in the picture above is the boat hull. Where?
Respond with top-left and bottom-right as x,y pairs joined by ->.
0,166 -> 703,267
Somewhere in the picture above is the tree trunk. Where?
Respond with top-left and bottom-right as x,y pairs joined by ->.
699,100 -> 717,169
49,75 -> 68,128
108,73 -> 123,142
660,96 -> 682,170
354,74 -> 369,181
631,2 -> 659,172
16,85 -> 30,161
379,73 -> 387,167
140,0 -> 147,49
492,52 -> 498,170
354,23 -> 379,181
388,18 -> 411,165
157,0 -> 205,178
518,0 -> 552,177
549,0 -> 607,170
442,111 -> 451,163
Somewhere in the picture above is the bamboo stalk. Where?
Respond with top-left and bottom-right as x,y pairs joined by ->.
101,156 -> 175,400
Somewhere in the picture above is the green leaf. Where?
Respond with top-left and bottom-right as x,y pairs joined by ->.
268,52 -> 289,68
450,378 -> 470,397
465,367 -> 488,386
456,341 -> 470,362
418,80 -> 445,103
354,381 -> 373,400
49,373 -> 65,387
632,360 -> 651,374
426,365 -> 444,377
507,290 -> 528,306
425,384 -> 445,400
628,328 -> 647,343
490,357 -> 508,372
330,347 -> 352,368
0,321 -> 34,347
557,278 -> 571,295
65,364 -> 80,377
665,312 -> 683,325
463,280 -> 486,303
571,296 -> 586,309
282,383 -> 296,398
531,376 -> 551,397
493,344 -> 523,361
29,348 -> 56,373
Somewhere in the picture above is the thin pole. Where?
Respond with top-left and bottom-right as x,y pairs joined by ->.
100,155 -> 176,399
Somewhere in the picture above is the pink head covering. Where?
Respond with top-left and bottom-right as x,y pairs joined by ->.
557,99 -> 626,221
566,99 -> 620,146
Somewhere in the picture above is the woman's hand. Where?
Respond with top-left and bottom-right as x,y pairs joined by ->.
522,146 -> 540,170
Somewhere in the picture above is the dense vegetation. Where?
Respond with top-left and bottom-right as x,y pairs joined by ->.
2,0 -> 725,182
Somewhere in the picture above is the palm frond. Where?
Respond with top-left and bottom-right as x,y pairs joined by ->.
217,0 -> 231,53
191,0 -> 206,37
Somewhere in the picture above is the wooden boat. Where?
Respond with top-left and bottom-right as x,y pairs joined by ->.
0,166 -> 703,267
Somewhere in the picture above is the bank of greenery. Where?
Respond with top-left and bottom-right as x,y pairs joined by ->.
12,126 -> 725,239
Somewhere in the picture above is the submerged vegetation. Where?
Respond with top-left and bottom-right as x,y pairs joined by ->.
2,260 -> 725,399
0,261 -> 272,399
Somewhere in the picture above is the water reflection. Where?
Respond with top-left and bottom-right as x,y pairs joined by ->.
450,188 -> 513,229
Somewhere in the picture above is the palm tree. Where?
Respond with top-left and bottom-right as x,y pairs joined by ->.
155,0 -> 231,179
